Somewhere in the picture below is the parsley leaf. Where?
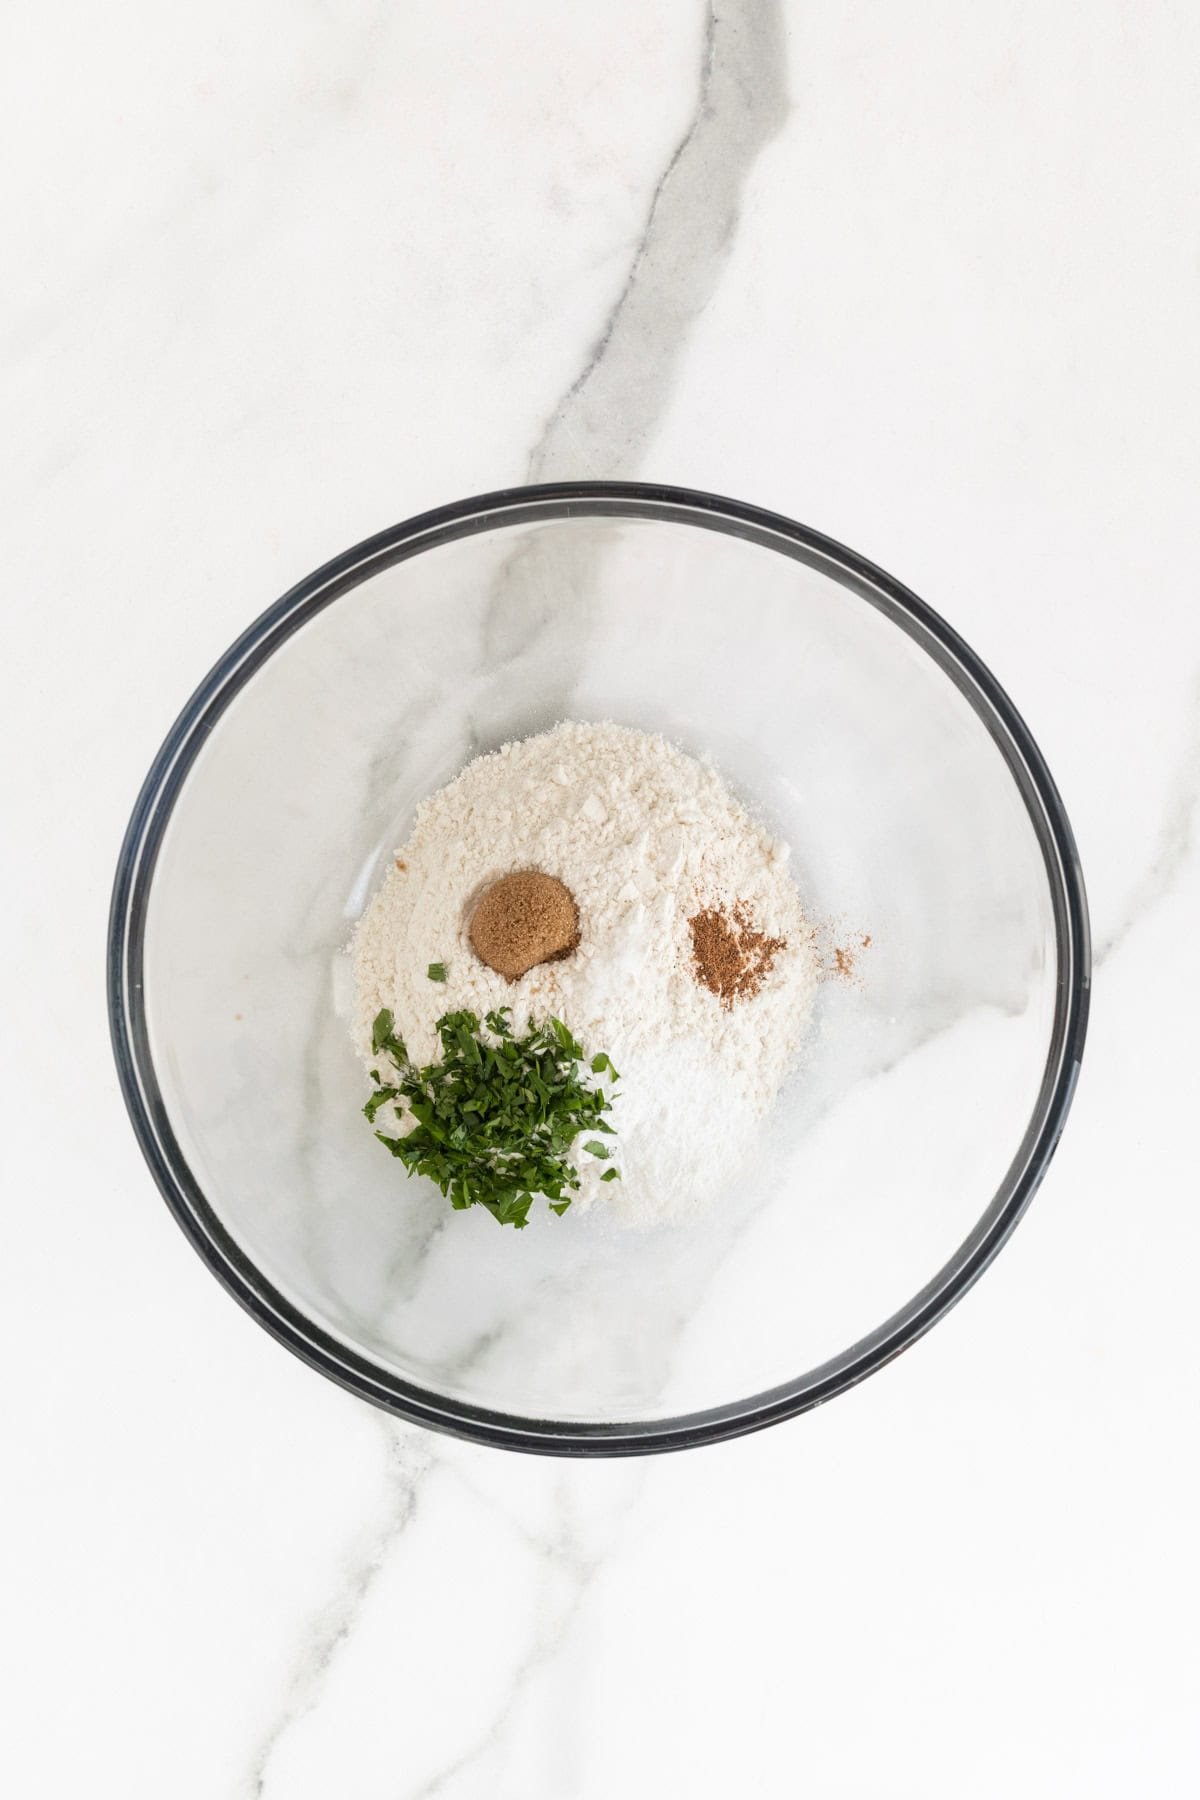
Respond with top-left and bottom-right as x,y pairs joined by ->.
365,1009 -> 620,1228
363,1084 -> 399,1123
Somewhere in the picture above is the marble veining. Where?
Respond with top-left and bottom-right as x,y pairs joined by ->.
246,1426 -> 439,1798
239,15 -> 798,1767
9,1 -> 1200,1795
231,0 -> 800,1713
407,1478 -> 641,1799
528,0 -> 788,484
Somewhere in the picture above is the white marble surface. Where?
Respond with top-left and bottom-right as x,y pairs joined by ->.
5,2 -> 1200,1793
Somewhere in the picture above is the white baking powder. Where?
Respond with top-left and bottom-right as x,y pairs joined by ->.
352,721 -> 816,1226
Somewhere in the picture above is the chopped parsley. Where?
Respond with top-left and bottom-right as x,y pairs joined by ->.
426,962 -> 447,982
365,1007 -> 620,1229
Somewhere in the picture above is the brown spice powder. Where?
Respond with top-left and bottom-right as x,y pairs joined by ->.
829,931 -> 872,982
689,902 -> 786,1007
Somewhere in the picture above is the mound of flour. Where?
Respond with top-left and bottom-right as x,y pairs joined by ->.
352,721 -> 816,1226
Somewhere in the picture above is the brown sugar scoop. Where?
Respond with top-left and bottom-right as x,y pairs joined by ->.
469,871 -> 580,980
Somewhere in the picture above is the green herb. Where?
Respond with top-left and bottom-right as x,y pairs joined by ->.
363,1084 -> 399,1123
366,1007 -> 619,1229
427,962 -> 447,983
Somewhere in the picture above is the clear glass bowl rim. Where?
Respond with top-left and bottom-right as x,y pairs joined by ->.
107,481 -> 1091,1456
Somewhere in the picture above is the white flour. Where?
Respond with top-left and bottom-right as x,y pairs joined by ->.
352,721 -> 816,1226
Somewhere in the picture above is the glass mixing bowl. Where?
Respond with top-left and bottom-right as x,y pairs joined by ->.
109,484 -> 1090,1454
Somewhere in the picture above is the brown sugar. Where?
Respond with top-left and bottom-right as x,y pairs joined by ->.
469,871 -> 580,981
689,902 -> 786,1007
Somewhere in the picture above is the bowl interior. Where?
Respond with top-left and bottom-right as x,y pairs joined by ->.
134,501 -> 1074,1433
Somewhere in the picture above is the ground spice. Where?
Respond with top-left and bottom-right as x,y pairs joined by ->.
829,932 -> 872,982
689,902 -> 786,1007
469,870 -> 580,981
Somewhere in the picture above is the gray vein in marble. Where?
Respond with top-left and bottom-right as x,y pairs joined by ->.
648,707 -> 1200,1392
472,0 -> 788,751
526,0 -> 789,482
292,980 -> 341,1304
403,1477 -> 642,1800
1093,672 -> 1200,967
639,992 -> 1014,1404
245,1421 -> 435,1799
